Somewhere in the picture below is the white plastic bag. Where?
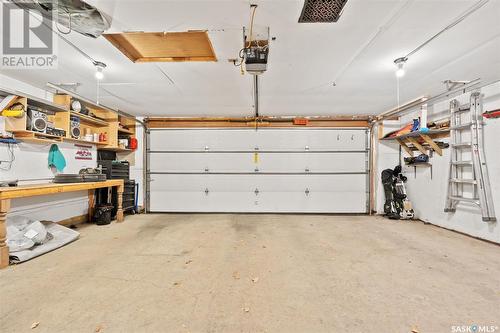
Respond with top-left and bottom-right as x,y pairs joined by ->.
6,216 -> 49,252
24,220 -> 48,245
6,225 -> 35,252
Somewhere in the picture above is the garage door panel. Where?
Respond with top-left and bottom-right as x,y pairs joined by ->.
256,129 -> 367,151
150,191 -> 254,212
256,192 -> 366,213
150,152 -> 366,173
257,153 -> 366,172
251,175 -> 366,191
149,190 -> 366,213
150,129 -> 257,151
149,153 -> 251,172
149,174 -> 367,212
150,129 -> 367,151
150,174 -> 255,192
150,174 -> 366,192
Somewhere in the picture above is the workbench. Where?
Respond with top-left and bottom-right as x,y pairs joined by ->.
0,179 -> 124,268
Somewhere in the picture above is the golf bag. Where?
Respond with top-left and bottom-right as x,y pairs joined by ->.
381,165 -> 414,220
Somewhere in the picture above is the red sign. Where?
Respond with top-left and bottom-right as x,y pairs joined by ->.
75,144 -> 93,160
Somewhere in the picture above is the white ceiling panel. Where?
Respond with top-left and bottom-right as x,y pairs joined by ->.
0,0 -> 499,117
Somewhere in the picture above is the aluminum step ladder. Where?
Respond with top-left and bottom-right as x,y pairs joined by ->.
444,92 -> 496,222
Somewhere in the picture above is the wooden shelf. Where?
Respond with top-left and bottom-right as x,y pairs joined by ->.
98,146 -> 133,152
11,130 -> 64,144
380,129 -> 449,141
70,112 -> 108,127
118,127 -> 134,135
1,88 -> 68,113
63,137 -> 109,146
16,137 -> 61,145
381,129 -> 449,157
404,162 -> 432,167
11,131 -> 111,147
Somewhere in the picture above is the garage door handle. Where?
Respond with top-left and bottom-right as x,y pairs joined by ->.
304,146 -> 310,151
254,188 -> 259,195
204,146 -> 210,151
204,188 -> 209,195
305,168 -> 310,172
305,188 -> 310,196
204,167 -> 210,172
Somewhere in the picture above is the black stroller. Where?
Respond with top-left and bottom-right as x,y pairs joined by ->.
381,165 -> 414,220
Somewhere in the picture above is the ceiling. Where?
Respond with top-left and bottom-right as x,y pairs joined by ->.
1,0 -> 499,117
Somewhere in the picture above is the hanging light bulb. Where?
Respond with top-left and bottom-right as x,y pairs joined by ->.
394,57 -> 407,78
395,63 -> 405,78
94,61 -> 106,80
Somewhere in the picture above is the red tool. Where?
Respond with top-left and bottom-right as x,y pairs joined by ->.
483,109 -> 500,119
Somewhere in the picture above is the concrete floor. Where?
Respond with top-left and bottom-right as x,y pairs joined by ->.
1,214 -> 499,333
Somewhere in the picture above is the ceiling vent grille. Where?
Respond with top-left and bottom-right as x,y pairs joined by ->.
298,0 -> 349,23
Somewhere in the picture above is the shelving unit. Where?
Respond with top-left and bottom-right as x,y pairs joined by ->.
0,89 -> 137,151
51,94 -> 136,152
381,129 -> 449,157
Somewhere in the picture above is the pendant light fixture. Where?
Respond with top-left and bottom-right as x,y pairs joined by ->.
394,57 -> 407,78
94,61 -> 106,80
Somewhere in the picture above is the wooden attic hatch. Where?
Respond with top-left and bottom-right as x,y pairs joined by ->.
103,30 -> 217,62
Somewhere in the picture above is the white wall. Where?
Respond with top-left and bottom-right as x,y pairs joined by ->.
0,74 -> 96,221
128,117 -> 144,207
375,82 -> 500,244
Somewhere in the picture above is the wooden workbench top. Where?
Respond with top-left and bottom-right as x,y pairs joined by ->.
0,180 -> 124,200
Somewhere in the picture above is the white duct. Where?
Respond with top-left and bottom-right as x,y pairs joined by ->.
10,0 -> 111,38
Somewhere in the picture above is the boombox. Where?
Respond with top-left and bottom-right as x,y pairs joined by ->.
27,107 -> 48,133
70,115 -> 81,139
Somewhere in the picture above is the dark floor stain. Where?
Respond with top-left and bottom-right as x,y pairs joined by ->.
231,217 -> 258,233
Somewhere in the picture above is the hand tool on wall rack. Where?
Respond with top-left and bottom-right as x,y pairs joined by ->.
483,109 -> 500,119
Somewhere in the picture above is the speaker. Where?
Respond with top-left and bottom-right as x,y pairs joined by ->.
70,115 -> 81,139
27,107 -> 48,133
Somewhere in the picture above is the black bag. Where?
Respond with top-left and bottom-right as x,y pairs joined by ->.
94,205 -> 114,225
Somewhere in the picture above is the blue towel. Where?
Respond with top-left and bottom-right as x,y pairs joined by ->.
48,144 -> 66,172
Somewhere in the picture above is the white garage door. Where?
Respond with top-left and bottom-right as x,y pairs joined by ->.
147,128 -> 369,213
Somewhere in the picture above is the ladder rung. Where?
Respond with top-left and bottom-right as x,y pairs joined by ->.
451,143 -> 472,148
450,123 -> 472,130
451,161 -> 473,166
451,108 -> 470,114
448,196 -> 479,204
450,178 -> 477,184
453,104 -> 470,113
